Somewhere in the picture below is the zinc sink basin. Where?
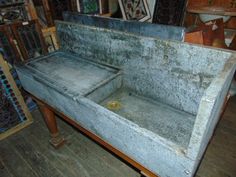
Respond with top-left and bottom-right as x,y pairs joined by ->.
99,88 -> 195,148
16,19 -> 236,177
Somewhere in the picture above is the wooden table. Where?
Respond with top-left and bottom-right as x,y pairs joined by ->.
34,95 -> 158,177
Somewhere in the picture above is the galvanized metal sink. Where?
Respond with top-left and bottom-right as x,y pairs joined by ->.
16,17 -> 236,177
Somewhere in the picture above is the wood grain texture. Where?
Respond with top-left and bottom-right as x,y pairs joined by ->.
0,140 -> 39,177
185,31 -> 204,44
196,96 -> 236,177
17,119 -> 81,177
185,0 -> 236,29
0,158 -> 14,177
9,134 -> 65,177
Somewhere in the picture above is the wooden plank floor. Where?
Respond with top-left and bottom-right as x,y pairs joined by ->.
0,96 -> 236,177
196,96 -> 236,177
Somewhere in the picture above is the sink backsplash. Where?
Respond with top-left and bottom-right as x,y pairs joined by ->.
56,20 -> 232,115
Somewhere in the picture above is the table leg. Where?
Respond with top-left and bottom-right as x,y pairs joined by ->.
141,171 -> 153,177
38,102 -> 65,148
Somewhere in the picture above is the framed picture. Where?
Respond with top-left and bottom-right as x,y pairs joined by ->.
152,0 -> 187,26
48,0 -> 77,20
118,0 -> 151,22
0,1 -> 28,25
32,0 -> 77,26
0,54 -> 33,140
0,25 -> 21,64
10,20 -> 48,60
77,0 -> 100,14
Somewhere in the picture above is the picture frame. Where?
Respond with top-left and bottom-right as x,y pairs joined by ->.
118,0 -> 151,22
152,0 -> 187,26
77,0 -> 100,14
0,1 -> 28,24
0,25 -> 21,64
0,54 -> 33,140
10,20 -> 48,60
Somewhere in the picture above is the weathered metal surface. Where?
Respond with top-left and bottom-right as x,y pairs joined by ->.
24,52 -> 121,98
100,88 -> 195,147
16,20 -> 236,177
62,11 -> 185,41
56,21 -> 233,115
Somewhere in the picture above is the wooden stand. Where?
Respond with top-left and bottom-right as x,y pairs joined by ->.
37,101 -> 65,148
31,94 -> 158,177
